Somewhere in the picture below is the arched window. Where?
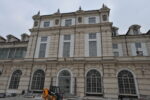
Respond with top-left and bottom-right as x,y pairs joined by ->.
31,70 -> 45,90
9,70 -> 22,89
118,70 -> 136,95
58,70 -> 71,94
86,69 -> 102,95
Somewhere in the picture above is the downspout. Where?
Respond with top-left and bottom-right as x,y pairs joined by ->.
73,13 -> 77,95
27,16 -> 42,92
57,14 -> 62,59
125,35 -> 129,56
98,11 -> 104,97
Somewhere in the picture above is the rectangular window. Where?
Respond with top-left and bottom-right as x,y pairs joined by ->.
102,15 -> 107,21
137,51 -> 143,56
135,42 -> 141,48
113,43 -> 118,49
65,19 -> 72,26
89,41 -> 97,56
38,43 -> 47,58
89,17 -> 96,24
8,48 -> 15,58
114,51 -> 119,56
41,37 -> 47,42
89,33 -> 96,39
43,21 -> 50,27
64,35 -> 71,40
63,42 -> 70,57
14,47 -> 26,58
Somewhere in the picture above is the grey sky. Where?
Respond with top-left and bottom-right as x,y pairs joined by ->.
0,0 -> 149,39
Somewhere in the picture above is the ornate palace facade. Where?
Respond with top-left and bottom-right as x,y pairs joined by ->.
0,5 -> 150,100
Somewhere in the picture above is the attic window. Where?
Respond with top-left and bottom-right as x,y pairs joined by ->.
78,17 -> 82,23
133,28 -> 138,35
102,15 -> 107,21
34,21 -> 38,27
55,19 -> 59,25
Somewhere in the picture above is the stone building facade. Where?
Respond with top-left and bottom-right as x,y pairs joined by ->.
0,5 -> 150,100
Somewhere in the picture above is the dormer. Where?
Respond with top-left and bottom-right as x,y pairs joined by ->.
112,26 -> 119,36
21,33 -> 29,41
147,30 -> 150,35
0,36 -> 6,42
100,4 -> 110,23
127,24 -> 141,35
6,34 -> 20,42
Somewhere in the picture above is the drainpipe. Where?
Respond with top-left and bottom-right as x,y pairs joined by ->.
125,35 -> 129,56
27,15 -> 42,92
98,11 -> 104,97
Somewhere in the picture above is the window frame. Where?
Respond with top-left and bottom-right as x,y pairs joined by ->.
65,19 -> 72,26
88,17 -> 96,24
86,69 -> 102,96
9,70 -> 22,89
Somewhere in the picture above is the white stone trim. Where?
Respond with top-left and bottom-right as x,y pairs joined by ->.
131,43 -> 137,56
97,32 -> 101,56
45,36 -> 50,57
85,68 -> 103,77
141,43 -> 148,56
58,35 -> 63,57
70,34 -> 74,57
84,33 -> 89,57
34,37 -> 40,58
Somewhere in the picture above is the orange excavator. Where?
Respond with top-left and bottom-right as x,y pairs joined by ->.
42,87 -> 63,100
42,88 -> 56,100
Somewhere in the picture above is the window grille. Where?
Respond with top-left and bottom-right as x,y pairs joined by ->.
118,70 -> 136,95
31,70 -> 45,90
89,17 -> 96,24
9,70 -> 22,89
65,19 -> 72,26
86,70 -> 102,95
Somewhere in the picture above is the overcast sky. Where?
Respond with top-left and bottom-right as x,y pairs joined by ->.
0,0 -> 149,39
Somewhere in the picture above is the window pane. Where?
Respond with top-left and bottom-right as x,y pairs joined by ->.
8,48 -> 15,58
65,19 -> 72,26
89,33 -> 96,39
118,70 -> 136,95
31,70 -> 45,90
63,42 -> 70,57
44,21 -> 50,27
102,15 -> 107,21
89,17 -> 96,24
89,41 -> 97,56
114,52 -> 119,56
78,17 -> 82,23
39,43 -> 47,58
9,70 -> 22,89
41,37 -> 47,42
113,43 -> 118,49
55,19 -> 59,25
86,70 -> 102,94
0,48 -> 9,59
64,35 -> 71,40
135,42 -> 141,48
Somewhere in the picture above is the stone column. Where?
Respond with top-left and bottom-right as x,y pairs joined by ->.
103,64 -> 118,100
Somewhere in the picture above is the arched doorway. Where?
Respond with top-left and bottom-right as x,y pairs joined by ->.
58,70 -> 71,95
31,69 -> 45,90
86,69 -> 102,96
9,70 -> 22,89
118,70 -> 137,100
